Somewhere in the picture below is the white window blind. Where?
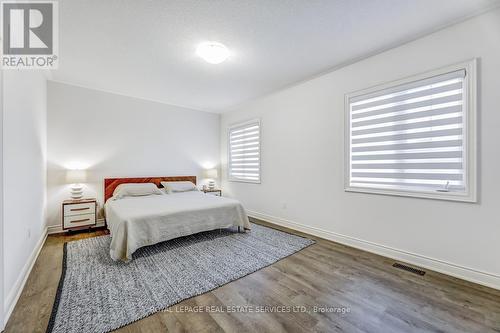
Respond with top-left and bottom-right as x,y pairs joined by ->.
228,120 -> 261,183
346,62 -> 476,202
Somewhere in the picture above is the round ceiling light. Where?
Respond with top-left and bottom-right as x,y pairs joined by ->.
196,42 -> 230,64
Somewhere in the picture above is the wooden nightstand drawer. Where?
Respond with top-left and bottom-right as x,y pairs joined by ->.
64,202 -> 95,216
64,213 -> 96,229
62,198 -> 98,231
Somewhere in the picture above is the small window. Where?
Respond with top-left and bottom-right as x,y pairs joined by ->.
345,60 -> 477,202
228,119 -> 261,183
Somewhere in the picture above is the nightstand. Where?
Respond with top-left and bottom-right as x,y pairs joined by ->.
201,188 -> 222,196
62,198 -> 97,231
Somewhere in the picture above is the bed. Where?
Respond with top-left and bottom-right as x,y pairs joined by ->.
104,176 -> 250,261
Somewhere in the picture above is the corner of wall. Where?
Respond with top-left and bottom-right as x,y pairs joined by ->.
0,63 -> 5,331
2,70 -> 50,328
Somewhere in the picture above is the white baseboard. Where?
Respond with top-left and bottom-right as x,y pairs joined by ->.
4,226 -> 48,325
47,218 -> 106,234
4,218 -> 107,326
247,210 -> 500,291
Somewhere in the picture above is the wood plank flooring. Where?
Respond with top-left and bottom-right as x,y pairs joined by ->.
4,219 -> 500,333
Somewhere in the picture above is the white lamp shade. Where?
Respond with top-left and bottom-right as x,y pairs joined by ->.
66,169 -> 87,184
203,168 -> 218,179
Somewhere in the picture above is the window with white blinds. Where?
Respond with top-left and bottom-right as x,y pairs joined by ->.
345,61 -> 477,202
228,120 -> 261,183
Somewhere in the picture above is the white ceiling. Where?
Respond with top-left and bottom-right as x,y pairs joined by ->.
54,0 -> 499,113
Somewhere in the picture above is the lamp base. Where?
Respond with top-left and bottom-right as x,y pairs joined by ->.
70,184 -> 84,199
208,180 -> 215,190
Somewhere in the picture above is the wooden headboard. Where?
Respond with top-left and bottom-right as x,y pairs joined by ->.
104,176 -> 197,203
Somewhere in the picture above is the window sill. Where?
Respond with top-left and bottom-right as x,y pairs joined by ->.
345,186 -> 476,203
228,178 -> 261,184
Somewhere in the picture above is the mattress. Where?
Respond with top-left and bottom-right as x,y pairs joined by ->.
104,191 -> 250,261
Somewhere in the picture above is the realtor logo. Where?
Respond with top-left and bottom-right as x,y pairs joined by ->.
1,1 -> 58,69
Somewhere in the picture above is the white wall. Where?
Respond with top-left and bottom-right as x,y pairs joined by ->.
3,70 -> 48,322
221,9 -> 500,289
0,68 -> 4,330
47,82 -> 220,229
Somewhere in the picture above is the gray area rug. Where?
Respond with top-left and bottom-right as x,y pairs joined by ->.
46,223 -> 314,333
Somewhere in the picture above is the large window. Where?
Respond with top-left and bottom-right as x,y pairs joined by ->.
345,60 -> 476,202
228,119 -> 261,183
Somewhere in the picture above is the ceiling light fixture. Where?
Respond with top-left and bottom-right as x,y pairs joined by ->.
196,41 -> 230,64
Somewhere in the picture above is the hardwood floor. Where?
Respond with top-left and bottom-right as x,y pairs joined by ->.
4,219 -> 500,333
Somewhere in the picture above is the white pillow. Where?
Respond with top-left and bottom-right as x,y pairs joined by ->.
112,183 -> 163,199
161,181 -> 198,193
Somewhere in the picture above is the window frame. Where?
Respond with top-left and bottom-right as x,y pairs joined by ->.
227,118 -> 261,184
344,59 -> 477,202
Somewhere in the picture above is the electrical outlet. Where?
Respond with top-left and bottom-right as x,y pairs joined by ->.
27,228 -> 31,239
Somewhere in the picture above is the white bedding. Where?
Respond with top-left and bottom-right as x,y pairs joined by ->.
105,191 -> 250,261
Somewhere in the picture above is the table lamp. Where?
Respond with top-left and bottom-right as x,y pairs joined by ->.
203,168 -> 218,190
66,169 -> 87,199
